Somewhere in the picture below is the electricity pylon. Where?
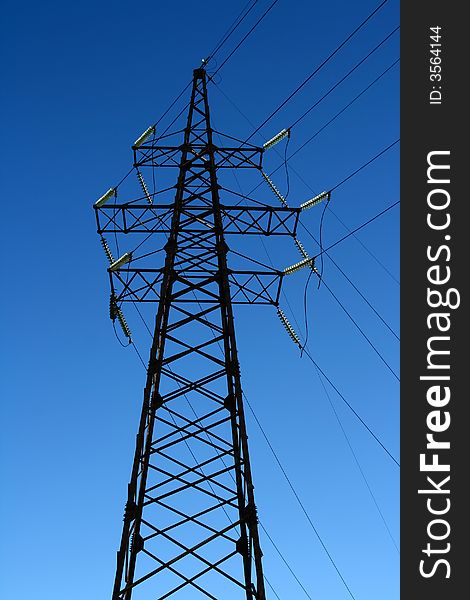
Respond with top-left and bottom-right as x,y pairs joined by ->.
94,67 -> 303,599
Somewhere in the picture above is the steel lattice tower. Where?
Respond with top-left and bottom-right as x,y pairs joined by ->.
95,67 -> 303,599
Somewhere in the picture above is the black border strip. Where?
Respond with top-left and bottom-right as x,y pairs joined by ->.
401,3 -> 465,598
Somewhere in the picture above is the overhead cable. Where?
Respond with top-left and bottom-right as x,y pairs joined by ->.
245,0 -> 392,142
211,0 -> 280,77
302,348 -> 399,467
243,390 -> 357,600
313,364 -> 399,552
288,25 -> 399,130
205,0 -> 260,66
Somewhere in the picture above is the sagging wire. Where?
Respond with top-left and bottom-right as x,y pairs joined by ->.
149,125 -> 157,197
283,218 -> 400,382
260,138 -> 328,357
316,192 -> 331,289
112,320 -> 132,348
261,136 -> 329,351
263,136 -> 397,378
283,131 -> 291,202
302,268 -> 315,357
266,173 -> 398,380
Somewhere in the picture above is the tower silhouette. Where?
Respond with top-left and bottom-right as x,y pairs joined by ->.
95,67 -> 301,599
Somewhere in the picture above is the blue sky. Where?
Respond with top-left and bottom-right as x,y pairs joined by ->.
1,1 -> 399,598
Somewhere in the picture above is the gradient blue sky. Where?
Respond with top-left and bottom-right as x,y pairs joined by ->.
1,1 -> 399,598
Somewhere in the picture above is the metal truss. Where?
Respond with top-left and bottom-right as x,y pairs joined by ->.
95,204 -> 300,237
101,67 -> 298,600
133,130 -> 263,170
109,267 -> 283,306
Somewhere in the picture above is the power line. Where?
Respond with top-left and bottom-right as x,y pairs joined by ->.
214,87 -> 400,291
207,89 -> 400,286
121,177 -> 394,600
318,275 -> 400,381
295,213 -> 399,340
153,1 -> 264,134
276,289 -> 399,466
302,347 -> 399,467
288,58 -> 400,162
296,139 -> 400,284
243,392 -> 357,600
264,575 -> 282,600
227,144 -> 400,462
245,0 -> 392,142
238,130 -> 401,377
259,523 -> 314,599
210,0 -> 280,77
226,151 -> 399,468
308,205 -> 400,286
153,81 -> 193,130
230,164 -> 386,598
212,69 -> 400,284
109,23 -> 399,587
288,25 -> 399,129
205,0 -> 259,65
313,364 -> 399,553
152,0 -> 280,142
224,153 -> 364,596
148,1 -> 275,142
331,138 -> 400,192
312,200 -> 400,257
322,249 -> 399,340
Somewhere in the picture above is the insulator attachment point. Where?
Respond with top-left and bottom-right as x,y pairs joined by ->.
94,187 -> 116,208
283,257 -> 315,276
109,253 -> 132,272
134,125 -> 156,148
263,128 -> 290,151
300,191 -> 330,211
